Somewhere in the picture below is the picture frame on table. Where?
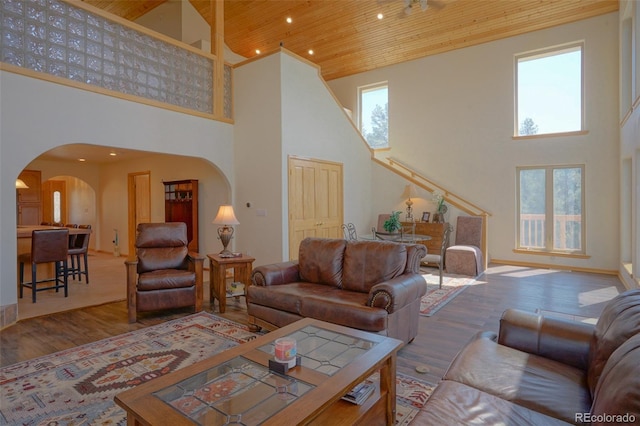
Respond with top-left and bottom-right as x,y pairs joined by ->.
421,212 -> 431,222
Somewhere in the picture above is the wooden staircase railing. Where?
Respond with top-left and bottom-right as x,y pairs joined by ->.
373,155 -> 491,270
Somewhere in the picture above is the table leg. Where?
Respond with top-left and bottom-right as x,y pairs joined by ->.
380,354 -> 397,425
217,265 -> 227,313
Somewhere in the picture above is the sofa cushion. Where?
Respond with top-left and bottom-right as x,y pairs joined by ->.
300,289 -> 387,332
245,282 -> 314,315
342,240 -> 407,293
298,238 -> 346,288
246,282 -> 388,332
419,380 -> 572,425
443,332 -> 591,423
587,289 -> 640,395
590,333 -> 640,422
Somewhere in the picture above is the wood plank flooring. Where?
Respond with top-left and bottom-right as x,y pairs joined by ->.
0,261 -> 627,386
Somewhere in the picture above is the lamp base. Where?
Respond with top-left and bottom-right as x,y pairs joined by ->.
217,226 -> 236,257
218,250 -> 241,258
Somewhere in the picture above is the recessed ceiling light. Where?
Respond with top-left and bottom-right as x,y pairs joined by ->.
286,17 -> 292,24
377,13 -> 384,19
308,49 -> 314,55
255,49 -> 261,54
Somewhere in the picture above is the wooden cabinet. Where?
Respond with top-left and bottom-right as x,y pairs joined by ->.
164,180 -> 199,252
17,170 -> 42,225
402,221 -> 448,258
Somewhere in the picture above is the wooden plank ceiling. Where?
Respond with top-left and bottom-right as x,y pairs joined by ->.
82,0 -> 619,81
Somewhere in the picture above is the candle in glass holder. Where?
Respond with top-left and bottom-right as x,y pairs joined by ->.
274,337 -> 297,367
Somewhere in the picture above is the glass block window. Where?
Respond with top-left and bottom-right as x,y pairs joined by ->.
1,0 -> 217,115
224,63 -> 232,119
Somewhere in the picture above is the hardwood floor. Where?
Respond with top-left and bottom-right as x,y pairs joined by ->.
0,263 -> 626,386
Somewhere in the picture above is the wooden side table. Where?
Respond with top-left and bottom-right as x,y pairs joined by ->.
207,253 -> 255,313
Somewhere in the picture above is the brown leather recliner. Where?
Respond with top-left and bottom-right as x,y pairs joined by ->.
125,222 -> 205,323
247,237 -> 427,344
419,289 -> 640,425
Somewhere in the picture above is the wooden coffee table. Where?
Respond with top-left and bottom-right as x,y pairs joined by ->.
114,318 -> 403,425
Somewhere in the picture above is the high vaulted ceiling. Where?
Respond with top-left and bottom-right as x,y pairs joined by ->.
83,0 -> 618,81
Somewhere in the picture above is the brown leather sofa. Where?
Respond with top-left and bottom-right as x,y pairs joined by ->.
420,289 -> 640,425
246,237 -> 427,344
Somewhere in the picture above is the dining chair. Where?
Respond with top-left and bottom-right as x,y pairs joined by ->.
446,216 -> 484,276
18,228 -> 69,303
422,224 -> 452,288
68,224 -> 91,283
341,223 -> 358,241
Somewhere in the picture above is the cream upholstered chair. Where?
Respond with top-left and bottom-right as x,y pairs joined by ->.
446,216 -> 484,276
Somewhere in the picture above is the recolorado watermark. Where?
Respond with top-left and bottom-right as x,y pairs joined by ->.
575,413 -> 636,423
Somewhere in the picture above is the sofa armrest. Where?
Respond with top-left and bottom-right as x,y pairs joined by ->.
368,274 -> 427,314
251,261 -> 300,286
499,308 -> 595,370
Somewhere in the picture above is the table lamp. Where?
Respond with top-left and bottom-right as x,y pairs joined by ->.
403,184 -> 418,221
212,205 -> 240,257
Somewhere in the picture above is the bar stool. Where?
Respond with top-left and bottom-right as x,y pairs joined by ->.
65,223 -> 78,252
68,224 -> 91,283
18,229 -> 69,303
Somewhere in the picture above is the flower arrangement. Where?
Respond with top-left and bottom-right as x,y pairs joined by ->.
432,191 -> 446,214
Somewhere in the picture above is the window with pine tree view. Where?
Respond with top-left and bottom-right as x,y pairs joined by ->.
359,83 -> 388,148
516,43 -> 583,136
517,165 -> 584,253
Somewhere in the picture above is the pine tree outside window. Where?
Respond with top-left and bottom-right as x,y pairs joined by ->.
358,82 -> 388,148
515,43 -> 584,137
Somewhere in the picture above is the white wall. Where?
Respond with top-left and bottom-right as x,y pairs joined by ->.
233,51 -> 374,264
329,13 -> 620,272
619,1 -> 640,288
280,53 -> 373,259
0,71 -> 234,307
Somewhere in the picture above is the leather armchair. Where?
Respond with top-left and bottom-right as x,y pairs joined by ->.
125,222 -> 204,323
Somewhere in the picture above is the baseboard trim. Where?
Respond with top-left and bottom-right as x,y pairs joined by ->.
490,259 -> 618,276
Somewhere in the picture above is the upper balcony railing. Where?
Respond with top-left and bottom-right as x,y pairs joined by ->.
0,0 -> 232,121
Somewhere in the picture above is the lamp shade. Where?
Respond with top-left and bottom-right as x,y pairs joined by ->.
212,205 -> 240,225
403,184 -> 418,199
15,178 -> 29,189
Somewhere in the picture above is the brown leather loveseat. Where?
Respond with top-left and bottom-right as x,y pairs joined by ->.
246,237 -> 427,343
420,289 -> 640,424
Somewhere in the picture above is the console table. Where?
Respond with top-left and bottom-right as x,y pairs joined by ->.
207,253 -> 255,313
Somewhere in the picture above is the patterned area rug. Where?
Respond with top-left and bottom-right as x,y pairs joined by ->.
419,267 -> 479,316
0,312 -> 433,425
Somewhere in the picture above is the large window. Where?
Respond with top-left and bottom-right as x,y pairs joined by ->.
517,165 -> 585,254
358,82 -> 388,148
516,43 -> 583,136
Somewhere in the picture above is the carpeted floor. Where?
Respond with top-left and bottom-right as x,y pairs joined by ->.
0,312 -> 433,425
419,267 -> 481,316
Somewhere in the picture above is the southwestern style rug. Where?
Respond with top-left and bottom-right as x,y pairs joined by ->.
0,312 -> 433,425
419,267 -> 480,316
